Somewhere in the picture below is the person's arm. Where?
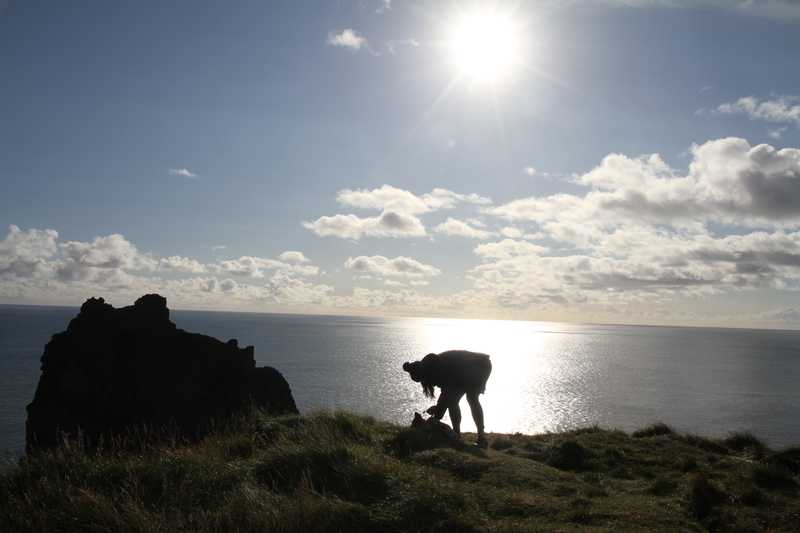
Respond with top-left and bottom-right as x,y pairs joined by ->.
426,389 -> 449,419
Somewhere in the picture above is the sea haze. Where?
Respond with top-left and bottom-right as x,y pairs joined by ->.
1,305 -> 799,455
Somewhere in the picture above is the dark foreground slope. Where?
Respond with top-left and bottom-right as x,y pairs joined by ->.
2,412 -> 799,532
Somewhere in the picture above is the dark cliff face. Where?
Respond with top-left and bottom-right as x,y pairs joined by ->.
26,294 -> 298,451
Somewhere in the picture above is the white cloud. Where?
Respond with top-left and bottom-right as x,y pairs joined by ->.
169,168 -> 197,178
260,270 -> 334,305
524,166 -> 537,177
717,96 -> 800,125
303,211 -> 426,240
159,256 -> 207,274
338,185 -> 431,214
345,255 -> 442,279
500,226 -> 523,239
489,138 -> 800,229
215,256 -> 319,278
336,184 -> 491,214
211,245 -> 227,252
473,239 -> 549,260
327,29 -> 368,51
305,185 -> 490,240
0,225 -> 332,311
0,225 -> 58,278
434,218 -> 496,239
279,251 -> 311,264
57,234 -> 157,282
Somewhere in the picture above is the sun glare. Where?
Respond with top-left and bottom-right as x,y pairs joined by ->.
447,9 -> 522,84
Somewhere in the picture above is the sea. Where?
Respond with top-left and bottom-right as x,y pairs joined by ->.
2,304 -> 799,456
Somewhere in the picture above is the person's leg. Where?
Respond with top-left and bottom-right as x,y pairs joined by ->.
448,390 -> 465,435
466,391 -> 487,447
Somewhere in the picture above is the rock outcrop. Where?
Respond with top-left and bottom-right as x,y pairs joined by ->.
26,294 -> 298,451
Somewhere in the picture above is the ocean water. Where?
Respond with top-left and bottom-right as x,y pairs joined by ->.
2,305 -> 800,455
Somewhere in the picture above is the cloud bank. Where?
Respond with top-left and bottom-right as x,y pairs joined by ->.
6,137 -> 800,326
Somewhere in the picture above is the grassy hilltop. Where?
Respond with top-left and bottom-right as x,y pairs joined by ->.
2,411 -> 799,532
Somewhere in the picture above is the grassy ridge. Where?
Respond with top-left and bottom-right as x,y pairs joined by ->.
1,412 -> 799,532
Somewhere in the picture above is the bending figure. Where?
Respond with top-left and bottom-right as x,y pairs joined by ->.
402,350 -> 492,448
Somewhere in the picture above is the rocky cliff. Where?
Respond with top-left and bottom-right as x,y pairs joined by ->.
26,294 -> 298,450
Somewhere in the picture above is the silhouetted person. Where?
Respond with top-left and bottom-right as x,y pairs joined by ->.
403,350 -> 492,448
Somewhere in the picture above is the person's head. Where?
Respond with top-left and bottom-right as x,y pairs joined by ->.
402,354 -> 437,397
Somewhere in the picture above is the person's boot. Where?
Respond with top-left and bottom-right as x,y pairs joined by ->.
475,433 -> 488,449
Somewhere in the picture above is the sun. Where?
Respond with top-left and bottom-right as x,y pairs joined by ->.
447,8 -> 522,85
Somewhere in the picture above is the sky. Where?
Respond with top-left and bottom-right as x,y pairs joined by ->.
2,0 -> 800,328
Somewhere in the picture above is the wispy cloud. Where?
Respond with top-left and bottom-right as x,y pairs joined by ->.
595,0 -> 800,20
769,127 -> 789,139
169,168 -> 197,178
327,29 -> 368,52
375,0 -> 392,14
717,96 -> 800,125
759,307 -> 800,322
385,38 -> 419,54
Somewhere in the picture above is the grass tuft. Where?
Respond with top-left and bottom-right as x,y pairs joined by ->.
547,440 -> 592,472
680,434 -> 729,454
632,423 -> 674,438
724,432 -> 767,458
490,437 -> 514,451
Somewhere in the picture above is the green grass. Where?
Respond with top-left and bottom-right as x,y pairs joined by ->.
2,411 -> 799,532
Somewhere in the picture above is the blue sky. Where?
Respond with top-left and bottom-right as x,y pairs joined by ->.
2,0 -> 800,327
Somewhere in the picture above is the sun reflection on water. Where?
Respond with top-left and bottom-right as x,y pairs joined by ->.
409,317 -> 592,435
